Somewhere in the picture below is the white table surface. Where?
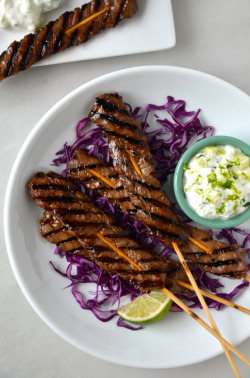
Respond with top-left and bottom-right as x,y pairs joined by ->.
0,1 -> 250,377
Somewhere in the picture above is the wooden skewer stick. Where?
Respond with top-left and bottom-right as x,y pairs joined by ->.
126,149 -> 142,176
172,242 -> 240,377
65,6 -> 110,34
177,280 -> 250,316
86,168 -> 116,189
161,286 -> 250,367
97,232 -> 249,367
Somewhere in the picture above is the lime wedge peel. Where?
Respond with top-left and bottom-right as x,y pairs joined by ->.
117,290 -> 173,325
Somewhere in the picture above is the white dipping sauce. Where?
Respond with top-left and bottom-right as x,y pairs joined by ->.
0,0 -> 62,31
183,145 -> 250,219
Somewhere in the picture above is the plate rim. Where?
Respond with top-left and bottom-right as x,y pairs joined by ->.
4,65 -> 250,369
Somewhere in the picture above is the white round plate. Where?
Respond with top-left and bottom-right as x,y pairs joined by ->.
4,66 -> 250,369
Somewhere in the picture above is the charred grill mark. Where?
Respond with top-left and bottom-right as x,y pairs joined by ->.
67,163 -> 108,173
81,3 -> 88,13
107,173 -> 119,180
65,220 -> 104,228
139,257 -> 161,263
69,29 -> 78,47
96,97 -> 131,117
40,218 -> 51,226
95,257 -> 125,264
97,127 -> 146,147
30,183 -> 77,192
110,93 -> 120,99
54,12 -> 71,52
131,280 -> 163,288
128,209 -> 137,215
102,233 -> 126,239
42,227 -> 68,238
56,236 -> 78,246
199,259 -> 239,268
213,246 -> 237,254
193,252 -> 209,259
97,112 -> 140,132
97,187 -> 113,192
140,269 -> 169,275
37,21 -> 54,60
69,4 -> 86,47
53,209 -> 102,216
187,246 -> 239,258
101,7 -> 111,30
150,226 -> 183,240
75,176 -> 97,184
116,197 -> 131,203
86,245 -> 116,252
20,34 -> 35,71
165,267 -> 181,275
94,0 -> 102,11
135,179 -> 161,191
85,163 -> 106,169
142,196 -> 168,209
149,211 -> 183,226
123,247 -> 142,251
38,195 -> 79,203
5,42 -> 21,77
115,0 -> 128,24
83,25 -> 93,43
107,269 -> 162,276
77,234 -> 99,241
115,185 -> 125,190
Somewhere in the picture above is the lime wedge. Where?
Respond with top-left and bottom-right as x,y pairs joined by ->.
117,290 -> 173,325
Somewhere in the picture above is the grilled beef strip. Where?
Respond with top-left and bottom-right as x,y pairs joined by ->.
0,0 -> 138,82
66,149 -> 247,279
29,171 -> 192,293
89,93 -> 192,243
40,210 -> 192,296
88,93 -> 248,279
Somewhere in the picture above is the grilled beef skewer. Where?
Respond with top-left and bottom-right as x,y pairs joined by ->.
29,171 -> 192,294
88,93 -> 247,279
67,149 -> 247,279
0,0 -> 138,83
88,93 -> 196,244
40,211 -> 192,296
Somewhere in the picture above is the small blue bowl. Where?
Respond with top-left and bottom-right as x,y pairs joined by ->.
174,136 -> 250,229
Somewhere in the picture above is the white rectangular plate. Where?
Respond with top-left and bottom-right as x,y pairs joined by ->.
0,0 -> 176,67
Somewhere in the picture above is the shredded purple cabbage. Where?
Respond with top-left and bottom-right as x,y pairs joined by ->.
50,254 -> 141,328
50,96 -> 249,328
143,96 -> 214,184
